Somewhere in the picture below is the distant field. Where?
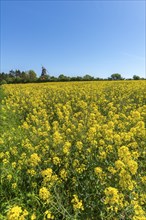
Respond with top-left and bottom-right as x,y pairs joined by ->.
0,81 -> 146,220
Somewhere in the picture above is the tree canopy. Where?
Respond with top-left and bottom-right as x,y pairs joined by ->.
133,75 -> 140,80
0,69 -> 144,85
110,73 -> 123,80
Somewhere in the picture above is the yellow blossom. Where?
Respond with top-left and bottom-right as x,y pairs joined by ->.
94,167 -> 102,175
39,187 -> 51,201
29,153 -> 41,166
71,194 -> 84,211
44,210 -> 54,219
53,156 -> 61,165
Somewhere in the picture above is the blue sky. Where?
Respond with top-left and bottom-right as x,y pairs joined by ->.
1,0 -> 145,78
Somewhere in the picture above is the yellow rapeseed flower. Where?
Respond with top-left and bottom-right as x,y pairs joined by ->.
39,187 -> 51,201
71,194 -> 84,211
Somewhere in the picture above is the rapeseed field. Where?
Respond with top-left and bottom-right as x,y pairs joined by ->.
0,81 -> 146,220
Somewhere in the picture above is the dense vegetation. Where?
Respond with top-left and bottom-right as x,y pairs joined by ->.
0,68 -> 143,85
0,81 -> 146,219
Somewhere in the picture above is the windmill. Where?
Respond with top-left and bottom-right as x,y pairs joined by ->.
41,65 -> 51,80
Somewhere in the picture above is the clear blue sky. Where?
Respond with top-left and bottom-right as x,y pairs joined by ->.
1,0 -> 145,78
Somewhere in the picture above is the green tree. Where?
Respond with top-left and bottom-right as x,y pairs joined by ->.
50,76 -> 58,82
111,73 -> 123,80
21,71 -> 29,82
133,75 -> 140,80
9,70 -> 15,78
6,77 -> 13,84
28,70 -> 37,82
0,79 -> 7,85
15,69 -> 21,77
83,74 -> 94,81
58,74 -> 70,81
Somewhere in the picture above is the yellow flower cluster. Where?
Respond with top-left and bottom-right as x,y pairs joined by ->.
39,187 -> 51,201
71,194 -> 84,211
7,206 -> 28,220
29,153 -> 41,167
132,200 -> 146,220
104,187 -> 124,212
1,81 -> 145,219
94,167 -> 103,177
44,210 -> 54,220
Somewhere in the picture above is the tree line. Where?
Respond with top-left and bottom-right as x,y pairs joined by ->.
0,68 -> 143,85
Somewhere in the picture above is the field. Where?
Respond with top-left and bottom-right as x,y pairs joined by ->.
0,81 -> 146,220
